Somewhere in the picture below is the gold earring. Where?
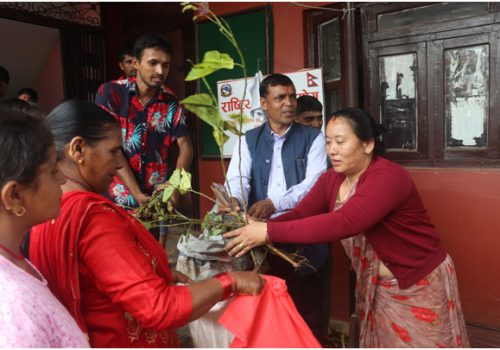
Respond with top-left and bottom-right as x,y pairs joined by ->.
78,159 -> 83,164
13,206 -> 26,217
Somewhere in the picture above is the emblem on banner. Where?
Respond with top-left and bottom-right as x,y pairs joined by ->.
220,84 -> 232,97
307,73 -> 319,87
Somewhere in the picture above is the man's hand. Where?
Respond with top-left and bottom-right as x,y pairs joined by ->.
248,198 -> 275,219
155,181 -> 179,210
135,193 -> 150,206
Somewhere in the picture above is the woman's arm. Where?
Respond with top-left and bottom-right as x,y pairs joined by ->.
225,164 -> 412,255
270,170 -> 332,223
269,165 -> 412,243
79,207 -> 263,329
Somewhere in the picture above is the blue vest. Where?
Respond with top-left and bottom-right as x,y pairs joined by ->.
245,122 -> 328,275
246,122 -> 320,206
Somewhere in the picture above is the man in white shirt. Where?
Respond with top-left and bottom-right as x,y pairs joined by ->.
225,73 -> 330,343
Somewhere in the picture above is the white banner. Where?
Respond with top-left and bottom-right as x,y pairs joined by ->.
217,68 -> 324,157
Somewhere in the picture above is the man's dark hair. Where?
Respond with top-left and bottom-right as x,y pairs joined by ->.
0,106 -> 53,188
0,65 -> 9,84
0,98 -> 42,117
297,95 -> 323,115
47,100 -> 120,160
118,43 -> 135,62
133,33 -> 173,61
259,73 -> 294,98
17,88 -> 38,103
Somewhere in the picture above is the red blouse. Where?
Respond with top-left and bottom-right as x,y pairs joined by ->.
268,156 -> 446,289
30,191 -> 192,347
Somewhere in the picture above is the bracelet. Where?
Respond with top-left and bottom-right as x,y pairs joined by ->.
214,272 -> 236,301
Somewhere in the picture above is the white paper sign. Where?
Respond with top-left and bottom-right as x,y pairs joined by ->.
217,68 -> 324,157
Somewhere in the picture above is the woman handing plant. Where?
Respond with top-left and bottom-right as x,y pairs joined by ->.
28,100 -> 264,348
224,108 -> 470,348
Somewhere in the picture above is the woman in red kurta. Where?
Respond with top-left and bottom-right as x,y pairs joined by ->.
29,100 -> 264,348
224,108 -> 470,347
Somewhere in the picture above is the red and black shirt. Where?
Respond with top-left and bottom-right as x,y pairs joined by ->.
96,77 -> 188,208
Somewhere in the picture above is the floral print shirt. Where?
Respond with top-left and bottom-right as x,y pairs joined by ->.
96,77 -> 188,208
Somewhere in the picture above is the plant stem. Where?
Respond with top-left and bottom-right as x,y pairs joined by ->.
189,189 -> 216,204
265,244 -> 301,269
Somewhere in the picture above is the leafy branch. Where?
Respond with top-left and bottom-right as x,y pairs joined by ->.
134,2 -> 308,272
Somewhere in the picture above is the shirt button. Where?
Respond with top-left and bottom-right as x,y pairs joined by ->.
277,165 -> 281,168
265,159 -> 270,163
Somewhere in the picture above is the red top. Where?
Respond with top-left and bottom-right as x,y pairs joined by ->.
30,191 -> 192,347
268,157 -> 446,289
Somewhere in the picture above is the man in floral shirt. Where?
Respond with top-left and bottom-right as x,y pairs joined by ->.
95,33 -> 193,221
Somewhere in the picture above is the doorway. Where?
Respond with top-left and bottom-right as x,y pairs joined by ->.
0,18 -> 63,114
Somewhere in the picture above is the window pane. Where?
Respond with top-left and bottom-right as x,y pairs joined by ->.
319,18 -> 340,82
378,3 -> 488,32
325,90 -> 341,123
445,45 -> 489,148
379,53 -> 417,150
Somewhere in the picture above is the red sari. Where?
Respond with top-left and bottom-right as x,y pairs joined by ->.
337,187 -> 469,347
29,191 -> 192,347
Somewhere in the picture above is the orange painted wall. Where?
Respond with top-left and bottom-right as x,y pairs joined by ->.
410,169 -> 500,328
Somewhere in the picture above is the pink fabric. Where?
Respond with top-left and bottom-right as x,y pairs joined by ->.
0,255 -> 89,347
337,189 -> 470,347
218,275 -> 321,348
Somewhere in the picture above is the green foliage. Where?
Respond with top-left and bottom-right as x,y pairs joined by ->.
179,169 -> 192,194
228,112 -> 251,125
181,93 -> 221,129
186,51 -> 234,81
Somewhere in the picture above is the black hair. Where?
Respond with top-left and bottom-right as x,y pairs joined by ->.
330,107 -> 386,156
0,107 -> 53,188
17,88 -> 38,103
297,95 -> 323,114
259,73 -> 295,98
46,100 -> 120,160
133,33 -> 173,61
0,98 -> 42,118
118,43 -> 135,62
0,65 -> 9,84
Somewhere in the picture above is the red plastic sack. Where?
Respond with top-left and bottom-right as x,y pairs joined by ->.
218,275 -> 322,348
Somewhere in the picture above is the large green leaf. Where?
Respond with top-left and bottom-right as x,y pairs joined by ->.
227,113 -> 252,125
162,186 -> 175,203
168,169 -> 181,188
181,93 -> 223,130
179,169 -> 192,194
213,129 -> 229,147
223,120 -> 244,136
185,51 -> 234,81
